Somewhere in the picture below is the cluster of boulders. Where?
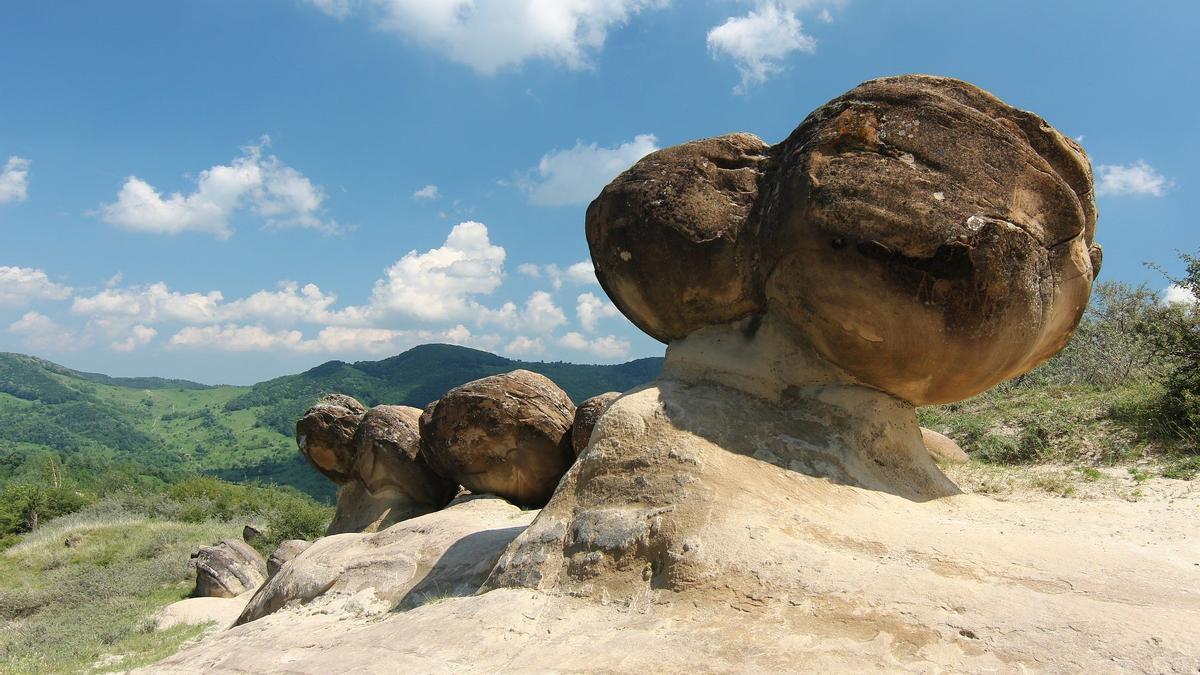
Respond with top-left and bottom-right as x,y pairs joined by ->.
297,369 -> 621,535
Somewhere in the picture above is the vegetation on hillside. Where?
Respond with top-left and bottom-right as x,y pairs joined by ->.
920,250 -> 1200,480
0,480 -> 332,671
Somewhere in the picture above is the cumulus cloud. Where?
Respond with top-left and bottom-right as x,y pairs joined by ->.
412,184 -> 440,200
369,221 -> 506,321
0,156 -> 30,204
558,331 -> 630,358
111,325 -> 158,352
1164,284 -> 1197,306
100,138 -> 339,238
308,0 -> 669,74
521,291 -> 568,332
707,2 -> 816,94
8,312 -> 81,352
1095,161 -> 1173,197
523,134 -> 658,206
72,283 -> 224,324
576,292 -> 620,332
0,266 -> 72,306
517,260 -> 598,289
504,335 -> 545,356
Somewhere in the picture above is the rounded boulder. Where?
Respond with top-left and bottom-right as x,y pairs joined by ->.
420,370 -> 575,506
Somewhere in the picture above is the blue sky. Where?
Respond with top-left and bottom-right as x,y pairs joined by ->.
0,0 -> 1196,384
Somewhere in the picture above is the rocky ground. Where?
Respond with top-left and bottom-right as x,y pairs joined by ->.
146,462 -> 1199,673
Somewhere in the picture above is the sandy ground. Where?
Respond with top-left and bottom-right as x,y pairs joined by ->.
148,465 -> 1200,674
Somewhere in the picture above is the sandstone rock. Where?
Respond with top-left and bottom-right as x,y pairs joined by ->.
352,405 -> 458,506
570,392 -> 620,457
154,596 -> 249,632
586,133 -> 769,342
241,524 -> 264,544
266,539 -> 312,577
420,370 -> 575,506
296,394 -> 366,482
587,75 -> 1100,406
486,75 -> 1100,598
191,539 -> 267,599
237,495 -> 535,624
921,427 -> 969,463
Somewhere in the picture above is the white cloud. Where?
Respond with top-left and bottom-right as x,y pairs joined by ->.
522,291 -> 568,332
72,283 -> 224,324
100,138 -> 339,238
1164,284 -> 1197,306
1095,161 -> 1173,197
707,2 -> 816,94
524,134 -> 658,206
576,292 -> 620,331
369,220 -> 506,321
412,184 -> 440,200
219,281 -> 367,325
0,156 -> 30,204
111,325 -> 158,352
0,266 -> 72,306
557,331 -> 630,359
504,335 -> 545,356
517,262 -> 543,280
8,312 -> 81,352
566,260 -> 597,285
310,0 -> 669,75
516,260 -> 598,289
168,324 -> 306,352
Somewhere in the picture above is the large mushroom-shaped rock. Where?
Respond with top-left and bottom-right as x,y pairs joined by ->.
190,539 -> 267,599
420,370 -> 575,506
297,397 -> 458,535
296,394 -> 366,483
570,392 -> 621,457
486,75 -> 1101,598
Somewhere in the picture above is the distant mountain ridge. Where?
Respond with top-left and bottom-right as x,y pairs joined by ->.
0,345 -> 663,500
225,343 -> 663,435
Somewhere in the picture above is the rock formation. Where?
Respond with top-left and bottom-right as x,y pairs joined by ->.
148,77 -> 1199,673
297,396 -> 457,534
486,74 -> 1101,595
420,370 -> 575,506
236,495 -> 535,625
570,392 -> 620,457
190,539 -> 267,599
266,540 -> 312,577
921,427 -> 969,463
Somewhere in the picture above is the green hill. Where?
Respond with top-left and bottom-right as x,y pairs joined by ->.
0,346 -> 665,503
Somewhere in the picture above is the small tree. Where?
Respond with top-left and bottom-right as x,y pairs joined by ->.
1143,250 -> 1200,444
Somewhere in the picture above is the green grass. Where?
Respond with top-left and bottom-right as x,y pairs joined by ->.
0,503 -> 239,673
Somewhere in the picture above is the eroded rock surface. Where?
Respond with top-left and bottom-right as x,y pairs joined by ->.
266,539 -> 311,577
570,391 -> 620,457
921,427 -> 969,463
296,394 -> 366,483
236,495 -> 535,624
190,539 -> 267,599
298,397 -> 458,535
420,370 -> 575,506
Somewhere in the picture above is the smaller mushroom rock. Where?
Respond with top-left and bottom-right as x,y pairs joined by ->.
420,370 -> 575,506
316,405 -> 459,534
921,428 -> 969,464
353,405 -> 459,504
267,539 -> 312,577
296,394 -> 366,482
190,539 -> 267,599
571,392 -> 621,457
